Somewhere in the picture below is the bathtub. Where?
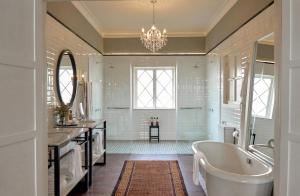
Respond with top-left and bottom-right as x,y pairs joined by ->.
192,141 -> 273,196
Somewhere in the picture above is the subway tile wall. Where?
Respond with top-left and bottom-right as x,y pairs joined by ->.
45,15 -> 102,128
103,56 -> 209,140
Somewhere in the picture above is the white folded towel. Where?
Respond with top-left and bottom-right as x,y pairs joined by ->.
193,152 -> 202,185
60,150 -> 75,180
60,144 -> 83,181
73,145 -> 83,179
93,131 -> 104,156
48,144 -> 83,196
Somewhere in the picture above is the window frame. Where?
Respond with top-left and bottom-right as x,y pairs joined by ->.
133,66 -> 176,110
252,74 -> 275,119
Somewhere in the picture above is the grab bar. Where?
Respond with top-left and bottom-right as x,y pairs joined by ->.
251,142 -> 274,149
248,145 -> 273,166
179,107 -> 202,110
106,107 -> 130,110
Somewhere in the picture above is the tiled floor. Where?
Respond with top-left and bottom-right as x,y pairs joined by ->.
107,140 -> 194,154
73,154 -> 206,196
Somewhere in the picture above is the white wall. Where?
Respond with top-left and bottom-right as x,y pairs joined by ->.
103,56 -> 208,140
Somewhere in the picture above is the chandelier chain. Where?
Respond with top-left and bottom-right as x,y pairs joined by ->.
152,0 -> 155,25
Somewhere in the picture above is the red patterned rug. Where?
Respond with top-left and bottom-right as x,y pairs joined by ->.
112,160 -> 188,196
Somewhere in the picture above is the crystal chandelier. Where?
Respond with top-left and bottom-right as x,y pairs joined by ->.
141,0 -> 167,53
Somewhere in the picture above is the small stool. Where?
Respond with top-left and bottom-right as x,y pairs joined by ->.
149,125 -> 160,142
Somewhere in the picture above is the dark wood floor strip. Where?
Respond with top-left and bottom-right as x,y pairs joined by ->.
168,161 -> 177,196
124,161 -> 135,196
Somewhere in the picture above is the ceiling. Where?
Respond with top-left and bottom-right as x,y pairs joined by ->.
73,0 -> 238,38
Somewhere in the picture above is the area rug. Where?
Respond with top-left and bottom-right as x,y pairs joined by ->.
112,160 -> 188,196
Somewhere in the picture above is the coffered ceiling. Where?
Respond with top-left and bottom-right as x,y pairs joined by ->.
72,0 -> 238,38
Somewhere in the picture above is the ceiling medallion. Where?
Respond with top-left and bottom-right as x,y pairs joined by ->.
140,0 -> 167,53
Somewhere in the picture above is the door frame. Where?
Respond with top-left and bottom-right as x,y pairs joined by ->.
43,0 -> 285,195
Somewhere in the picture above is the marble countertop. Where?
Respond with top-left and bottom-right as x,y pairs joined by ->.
55,119 -> 106,129
48,127 -> 89,147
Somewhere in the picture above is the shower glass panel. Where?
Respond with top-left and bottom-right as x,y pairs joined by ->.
104,58 -> 134,154
176,57 -> 208,154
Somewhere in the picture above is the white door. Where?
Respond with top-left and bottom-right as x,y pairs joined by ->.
88,55 -> 104,120
0,0 -> 47,196
275,0 -> 300,196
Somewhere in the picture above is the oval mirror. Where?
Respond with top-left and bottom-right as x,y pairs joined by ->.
56,49 -> 77,106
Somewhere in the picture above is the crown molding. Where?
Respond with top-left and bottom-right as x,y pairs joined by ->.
102,32 -> 206,38
103,52 -> 206,56
206,0 -> 238,33
72,1 -> 104,37
259,40 -> 275,46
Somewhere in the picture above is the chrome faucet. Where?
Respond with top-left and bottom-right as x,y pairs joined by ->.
267,139 -> 275,149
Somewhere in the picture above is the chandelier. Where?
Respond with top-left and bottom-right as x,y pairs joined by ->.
140,0 -> 167,53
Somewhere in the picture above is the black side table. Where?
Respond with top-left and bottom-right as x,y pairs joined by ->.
149,125 -> 160,142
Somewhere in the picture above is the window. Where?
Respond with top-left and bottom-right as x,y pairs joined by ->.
133,67 -> 175,109
252,74 -> 275,119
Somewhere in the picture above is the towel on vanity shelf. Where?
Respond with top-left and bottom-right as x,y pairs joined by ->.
193,152 -> 202,185
60,144 -> 83,181
93,131 -> 104,156
73,145 -> 83,179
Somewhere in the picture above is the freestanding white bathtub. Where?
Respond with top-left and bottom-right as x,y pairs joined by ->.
192,141 -> 273,196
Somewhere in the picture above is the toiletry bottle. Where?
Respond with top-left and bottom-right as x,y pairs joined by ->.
69,109 -> 73,121
156,117 -> 159,126
150,117 -> 154,126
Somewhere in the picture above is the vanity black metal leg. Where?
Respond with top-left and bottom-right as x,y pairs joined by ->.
54,146 -> 60,196
95,121 -> 106,166
102,121 -> 106,165
88,128 -> 93,186
83,132 -> 89,191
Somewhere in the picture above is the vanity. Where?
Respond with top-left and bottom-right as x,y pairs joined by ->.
57,119 -> 107,187
48,127 -> 90,196
48,49 -> 106,196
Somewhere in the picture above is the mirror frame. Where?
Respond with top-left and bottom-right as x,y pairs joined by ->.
56,49 -> 77,106
245,41 -> 258,149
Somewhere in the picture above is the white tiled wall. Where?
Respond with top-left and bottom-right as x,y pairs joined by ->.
103,56 -> 208,140
45,15 -> 102,127
206,54 -> 221,141
209,5 -> 275,146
